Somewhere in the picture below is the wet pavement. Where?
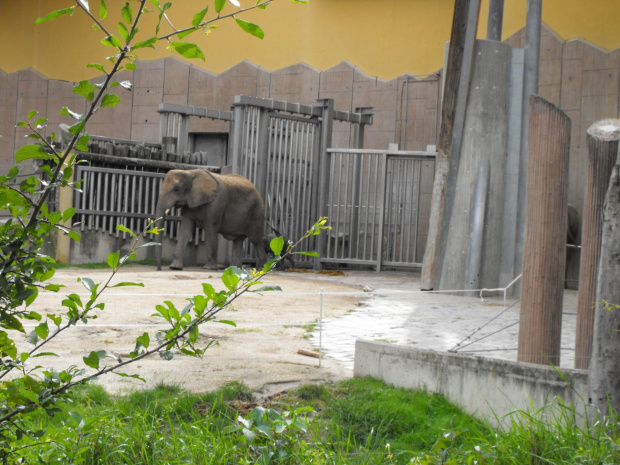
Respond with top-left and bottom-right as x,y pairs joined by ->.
307,270 -> 578,371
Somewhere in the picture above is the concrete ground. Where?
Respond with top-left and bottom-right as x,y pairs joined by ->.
24,266 -> 579,396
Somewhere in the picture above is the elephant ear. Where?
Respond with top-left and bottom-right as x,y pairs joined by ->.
188,170 -> 219,208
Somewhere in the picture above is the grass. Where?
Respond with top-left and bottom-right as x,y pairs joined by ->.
12,378 -> 620,464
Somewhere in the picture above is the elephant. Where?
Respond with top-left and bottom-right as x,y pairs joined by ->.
155,169 -> 268,271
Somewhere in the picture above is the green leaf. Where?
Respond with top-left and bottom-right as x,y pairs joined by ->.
60,106 -> 83,120
101,93 -> 121,108
221,268 -> 240,291
117,22 -> 129,42
137,332 -> 150,349
15,145 -> 54,163
73,81 -> 95,101
294,251 -> 319,257
192,6 -> 208,26
189,324 -> 199,343
34,322 -> 49,340
115,372 -> 145,382
177,29 -> 196,40
169,42 -> 205,61
252,285 -> 282,292
134,37 -> 158,50
269,236 -> 284,255
159,350 -> 173,361
214,0 -> 226,13
75,134 -> 90,151
28,110 -> 38,120
116,224 -> 136,237
68,119 -> 86,136
68,230 -> 81,241
235,19 -> 264,39
99,0 -> 107,19
107,250 -> 120,269
101,35 -> 123,48
125,62 -> 137,70
121,3 -> 133,23
35,7 -> 75,24
110,282 -> 144,288
79,277 -> 96,291
217,320 -> 236,327
83,351 -> 100,369
86,62 -> 106,74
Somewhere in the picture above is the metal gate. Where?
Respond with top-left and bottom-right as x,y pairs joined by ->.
229,96 -> 372,267
322,148 -> 436,271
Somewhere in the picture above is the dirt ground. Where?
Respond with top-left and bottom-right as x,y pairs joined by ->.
25,265 -> 365,397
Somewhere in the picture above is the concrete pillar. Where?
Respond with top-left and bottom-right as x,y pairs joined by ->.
438,39 -> 511,291
499,48 -> 525,288
588,164 -> 620,413
514,0 -> 542,294
574,119 -> 620,369
517,95 -> 571,366
486,0 -> 504,41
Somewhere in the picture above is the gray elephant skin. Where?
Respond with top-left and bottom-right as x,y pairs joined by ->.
155,169 -> 268,270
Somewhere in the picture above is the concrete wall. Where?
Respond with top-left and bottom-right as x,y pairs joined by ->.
354,339 -> 589,428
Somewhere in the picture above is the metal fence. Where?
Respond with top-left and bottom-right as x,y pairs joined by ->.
322,148 -> 436,271
70,97 -> 436,271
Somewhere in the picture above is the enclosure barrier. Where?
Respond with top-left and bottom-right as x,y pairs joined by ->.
323,148 -> 436,271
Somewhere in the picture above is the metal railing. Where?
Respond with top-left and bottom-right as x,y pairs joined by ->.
323,148 -> 436,271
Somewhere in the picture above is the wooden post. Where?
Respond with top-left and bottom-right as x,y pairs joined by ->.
588,164 -> 620,413
517,95 -> 571,366
575,119 -> 620,369
421,0 -> 481,290
315,98 -> 334,270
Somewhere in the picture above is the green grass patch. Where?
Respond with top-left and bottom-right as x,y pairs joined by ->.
11,378 -> 620,464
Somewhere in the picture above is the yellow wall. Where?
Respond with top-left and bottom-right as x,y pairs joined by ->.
1,0 -> 620,82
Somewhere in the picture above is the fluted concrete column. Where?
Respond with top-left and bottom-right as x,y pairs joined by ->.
574,119 -> 620,369
517,95 -> 571,366
589,164 -> 620,413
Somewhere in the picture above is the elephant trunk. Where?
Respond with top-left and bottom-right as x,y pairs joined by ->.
155,202 -> 168,271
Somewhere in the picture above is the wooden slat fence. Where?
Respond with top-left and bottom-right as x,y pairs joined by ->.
74,165 -> 192,243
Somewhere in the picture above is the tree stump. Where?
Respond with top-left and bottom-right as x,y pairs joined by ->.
517,95 -> 571,366
588,164 -> 620,413
575,119 -> 620,370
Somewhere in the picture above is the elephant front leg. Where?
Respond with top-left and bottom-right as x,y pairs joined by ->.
170,217 -> 194,270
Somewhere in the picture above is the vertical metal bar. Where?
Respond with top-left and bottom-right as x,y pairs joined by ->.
370,155 -> 379,260
377,153 -> 388,271
414,158 -> 423,262
334,152 -> 344,258
325,151 -> 334,258
87,169 -> 94,231
404,158 -> 414,262
138,175 -> 144,235
76,166 -> 84,232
